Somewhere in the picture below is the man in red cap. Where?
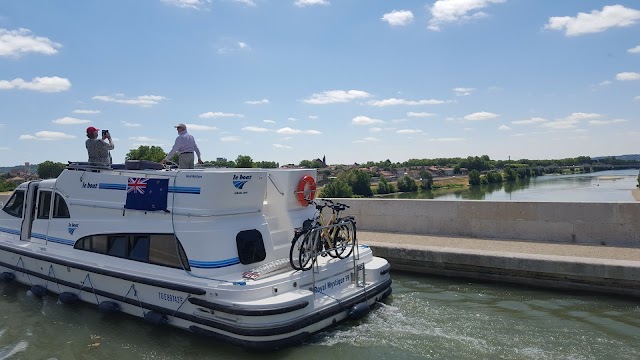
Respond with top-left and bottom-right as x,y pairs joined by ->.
85,126 -> 114,165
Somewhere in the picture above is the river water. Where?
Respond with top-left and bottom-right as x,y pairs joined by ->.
2,170 -> 639,359
1,273 -> 639,359
385,169 -> 639,202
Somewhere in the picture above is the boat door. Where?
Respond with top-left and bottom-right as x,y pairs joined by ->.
20,181 -> 40,241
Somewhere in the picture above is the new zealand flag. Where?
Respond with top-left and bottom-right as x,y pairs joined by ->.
125,177 -> 168,211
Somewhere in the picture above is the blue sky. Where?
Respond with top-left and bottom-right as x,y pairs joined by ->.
1,0 -> 639,167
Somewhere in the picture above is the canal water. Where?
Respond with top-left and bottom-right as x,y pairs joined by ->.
386,169 -> 639,202
1,272 -> 639,359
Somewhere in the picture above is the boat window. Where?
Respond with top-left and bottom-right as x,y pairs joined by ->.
107,236 -> 129,258
149,234 -> 189,269
74,233 -> 190,270
37,191 -> 52,219
236,229 -> 266,265
53,193 -> 70,218
2,190 -> 25,218
129,235 -> 150,262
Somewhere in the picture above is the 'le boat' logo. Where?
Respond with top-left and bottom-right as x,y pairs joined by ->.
68,223 -> 78,235
232,174 -> 252,190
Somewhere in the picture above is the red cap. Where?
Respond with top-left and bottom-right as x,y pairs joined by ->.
86,126 -> 98,133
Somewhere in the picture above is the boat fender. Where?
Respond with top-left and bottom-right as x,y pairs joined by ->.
348,302 -> 370,320
1,272 -> 15,282
98,301 -> 120,314
144,311 -> 168,326
59,292 -> 79,304
30,285 -> 47,298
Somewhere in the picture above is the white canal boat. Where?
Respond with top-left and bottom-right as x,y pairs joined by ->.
0,162 -> 392,349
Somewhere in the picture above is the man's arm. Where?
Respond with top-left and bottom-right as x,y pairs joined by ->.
194,141 -> 203,164
162,136 -> 181,164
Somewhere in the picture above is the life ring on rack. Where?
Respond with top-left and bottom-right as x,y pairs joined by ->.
296,175 -> 317,206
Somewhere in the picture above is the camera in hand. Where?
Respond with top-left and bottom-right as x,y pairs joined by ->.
102,130 -> 109,136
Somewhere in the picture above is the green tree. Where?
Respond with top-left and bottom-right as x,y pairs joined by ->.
205,159 -> 235,167
419,170 -> 433,190
339,169 -> 373,197
254,161 -> 279,168
318,178 -> 352,198
397,176 -> 418,192
125,146 -> 166,162
299,160 -> 312,168
235,155 -> 254,168
468,169 -> 481,185
377,177 -> 392,194
37,161 -> 66,179
503,167 -> 517,181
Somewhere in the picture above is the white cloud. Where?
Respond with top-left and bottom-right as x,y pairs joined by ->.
303,90 -> 371,104
233,0 -> 256,6
545,5 -> 640,37
161,0 -> 211,10
453,87 -> 475,96
276,127 -> 322,135
221,136 -> 241,142
129,136 -> 159,142
217,41 -> 251,54
588,119 -> 627,125
294,0 -> 329,7
464,111 -> 499,121
498,124 -> 511,131
263,119 -> 276,124
635,95 -> 640,101
629,45 -> 640,54
92,94 -> 166,107
52,117 -> 91,125
245,98 -> 269,105
186,124 -> 217,131
308,115 -> 318,120
541,112 -> 601,129
0,76 -> 71,92
407,112 -> 435,117
198,111 -> 244,118
367,98 -> 446,107
73,109 -> 100,114
511,117 -> 547,125
428,0 -> 506,31
397,129 -> 422,134
242,126 -> 270,132
352,116 -> 384,126
121,121 -> 142,127
287,117 -> 297,122
0,28 -> 62,57
354,137 -> 380,143
19,131 -> 75,140
616,72 -> 640,81
369,127 -> 382,132
429,137 -> 464,142
381,10 -> 414,27
273,144 -> 292,149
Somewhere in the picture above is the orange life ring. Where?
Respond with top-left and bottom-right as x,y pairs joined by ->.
296,175 -> 317,206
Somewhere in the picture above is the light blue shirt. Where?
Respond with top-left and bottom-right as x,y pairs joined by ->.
165,130 -> 201,161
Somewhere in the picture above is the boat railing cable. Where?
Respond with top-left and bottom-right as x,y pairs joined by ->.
170,169 -> 246,286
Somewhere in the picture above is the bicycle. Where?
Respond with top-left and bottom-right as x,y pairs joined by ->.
289,199 -> 356,271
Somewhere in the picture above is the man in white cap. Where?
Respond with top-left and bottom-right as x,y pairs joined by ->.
162,123 -> 203,169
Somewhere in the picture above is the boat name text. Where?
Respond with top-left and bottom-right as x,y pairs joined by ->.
313,273 -> 350,293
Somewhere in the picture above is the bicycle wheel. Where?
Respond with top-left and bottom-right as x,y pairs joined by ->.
298,230 -> 319,271
289,231 -> 305,270
334,220 -> 355,259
